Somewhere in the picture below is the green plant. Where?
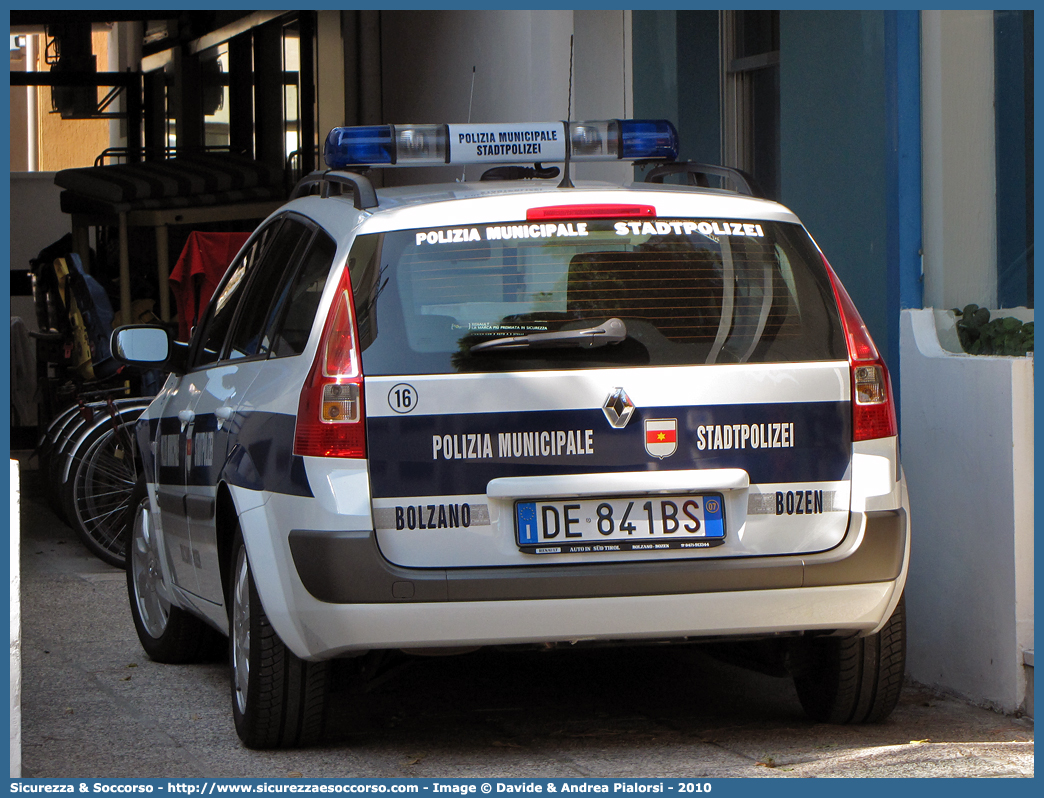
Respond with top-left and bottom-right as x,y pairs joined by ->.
952,304 -> 1034,356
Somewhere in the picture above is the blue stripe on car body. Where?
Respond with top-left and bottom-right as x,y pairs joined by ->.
366,401 -> 850,498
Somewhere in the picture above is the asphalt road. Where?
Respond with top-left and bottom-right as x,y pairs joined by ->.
14,461 -> 1034,779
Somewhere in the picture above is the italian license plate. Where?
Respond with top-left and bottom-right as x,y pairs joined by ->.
515,494 -> 725,554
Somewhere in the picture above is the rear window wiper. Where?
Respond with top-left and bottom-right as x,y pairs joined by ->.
469,318 -> 628,353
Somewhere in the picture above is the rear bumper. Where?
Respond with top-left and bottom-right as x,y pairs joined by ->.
289,581 -> 902,659
263,498 -> 909,659
288,509 -> 907,603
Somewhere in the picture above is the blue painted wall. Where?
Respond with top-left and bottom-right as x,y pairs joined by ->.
884,10 -> 924,414
779,11 -> 891,367
675,11 -> 721,166
631,12 -> 679,130
994,10 -> 1033,309
632,11 -> 719,168
633,9 -> 917,386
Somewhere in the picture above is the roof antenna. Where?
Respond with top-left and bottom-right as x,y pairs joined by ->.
558,35 -> 575,188
460,66 -> 476,183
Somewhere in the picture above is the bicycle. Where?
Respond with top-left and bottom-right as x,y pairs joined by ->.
62,392 -> 148,568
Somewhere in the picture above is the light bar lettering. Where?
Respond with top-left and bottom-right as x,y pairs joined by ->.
448,123 -> 564,163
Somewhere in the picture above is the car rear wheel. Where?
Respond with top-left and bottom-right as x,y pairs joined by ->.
127,481 -> 218,663
792,593 -> 906,724
229,529 -> 330,749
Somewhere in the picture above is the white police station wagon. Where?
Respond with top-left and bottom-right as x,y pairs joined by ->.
113,119 -> 910,748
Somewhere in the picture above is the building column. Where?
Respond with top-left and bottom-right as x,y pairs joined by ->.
920,10 -> 997,310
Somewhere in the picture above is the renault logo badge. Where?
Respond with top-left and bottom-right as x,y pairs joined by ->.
602,387 -> 635,429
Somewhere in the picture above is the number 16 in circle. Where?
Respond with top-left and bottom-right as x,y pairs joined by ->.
389,383 -> 417,413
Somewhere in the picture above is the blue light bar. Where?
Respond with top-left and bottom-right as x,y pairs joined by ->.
325,126 -> 394,166
324,120 -> 680,169
619,120 -> 679,161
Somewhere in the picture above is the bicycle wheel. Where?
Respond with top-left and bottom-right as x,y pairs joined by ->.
68,413 -> 143,568
36,402 -> 86,474
59,401 -> 151,530
46,407 -> 96,521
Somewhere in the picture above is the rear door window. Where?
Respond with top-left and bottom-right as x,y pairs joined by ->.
191,221 -> 282,368
265,231 -> 338,358
223,217 -> 312,360
350,218 -> 846,375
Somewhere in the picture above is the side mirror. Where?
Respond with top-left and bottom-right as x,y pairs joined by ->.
111,325 -> 187,374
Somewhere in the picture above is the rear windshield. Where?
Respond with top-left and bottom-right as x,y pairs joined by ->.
349,218 -> 846,375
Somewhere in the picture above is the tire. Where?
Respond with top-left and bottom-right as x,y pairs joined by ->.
67,411 -> 144,568
792,593 -> 906,724
126,481 -> 218,663
229,529 -> 330,749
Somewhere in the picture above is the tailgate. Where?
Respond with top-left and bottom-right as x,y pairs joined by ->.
366,363 -> 851,568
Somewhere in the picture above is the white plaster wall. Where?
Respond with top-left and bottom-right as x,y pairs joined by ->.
378,10 -> 633,186
571,9 -> 633,185
900,309 -> 1033,713
380,10 -> 573,138
1010,353 -> 1034,689
10,462 -> 21,778
920,10 -> 998,310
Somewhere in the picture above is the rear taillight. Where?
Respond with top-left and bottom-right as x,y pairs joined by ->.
823,256 -> 897,442
293,267 -> 366,458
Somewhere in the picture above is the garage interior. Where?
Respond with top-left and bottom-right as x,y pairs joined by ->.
10,11 -> 350,441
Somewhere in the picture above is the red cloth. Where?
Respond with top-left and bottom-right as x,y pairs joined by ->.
169,231 -> 251,341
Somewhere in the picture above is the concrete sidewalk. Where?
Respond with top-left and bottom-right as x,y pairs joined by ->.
13,458 -> 1034,778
